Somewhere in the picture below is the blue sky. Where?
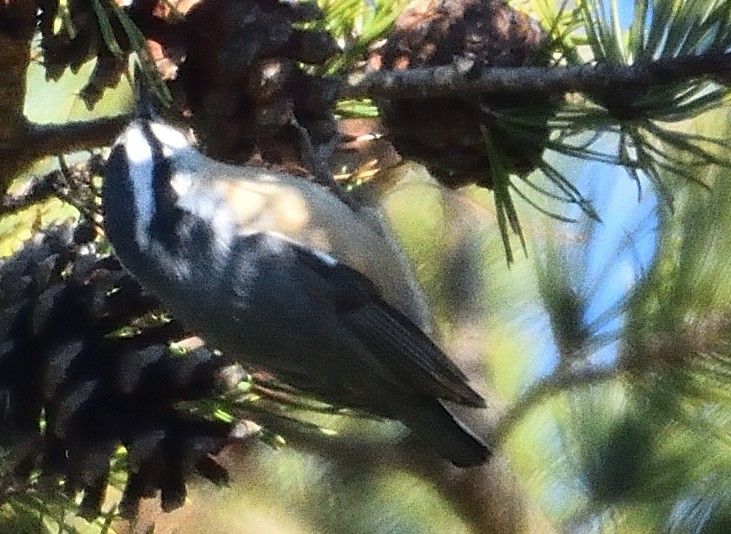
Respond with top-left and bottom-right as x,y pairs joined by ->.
540,0 -> 660,373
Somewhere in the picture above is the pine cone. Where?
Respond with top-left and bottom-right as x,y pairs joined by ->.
37,0 -> 342,172
370,0 -> 557,188
0,222 -> 239,518
177,0 -> 341,168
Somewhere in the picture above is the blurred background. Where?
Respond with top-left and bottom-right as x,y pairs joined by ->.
2,0 -> 731,533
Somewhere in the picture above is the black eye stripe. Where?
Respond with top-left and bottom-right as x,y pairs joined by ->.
139,121 -> 185,247
141,123 -> 174,202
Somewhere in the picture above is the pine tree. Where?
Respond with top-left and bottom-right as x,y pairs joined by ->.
1,0 -> 730,532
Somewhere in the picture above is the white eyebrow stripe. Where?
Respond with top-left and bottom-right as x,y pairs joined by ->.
150,121 -> 190,149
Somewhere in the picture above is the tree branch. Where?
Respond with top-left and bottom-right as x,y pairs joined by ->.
0,116 -> 127,192
0,0 -> 35,132
0,169 -> 58,216
231,425 -> 554,534
0,0 -> 39,187
26,116 -> 129,157
342,51 -> 731,99
494,366 -> 622,445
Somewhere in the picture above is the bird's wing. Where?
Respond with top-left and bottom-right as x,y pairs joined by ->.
213,172 -> 434,332
283,235 -> 486,408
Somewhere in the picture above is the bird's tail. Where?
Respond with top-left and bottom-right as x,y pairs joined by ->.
402,400 -> 490,467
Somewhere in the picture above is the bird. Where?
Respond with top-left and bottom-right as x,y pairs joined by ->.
102,103 -> 490,467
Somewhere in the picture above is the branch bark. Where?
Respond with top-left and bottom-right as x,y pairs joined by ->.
342,51 -> 731,99
0,116 -> 128,191
0,0 -> 37,187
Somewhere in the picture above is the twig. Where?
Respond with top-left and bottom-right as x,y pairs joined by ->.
26,116 -> 129,158
0,155 -> 106,218
494,366 -> 622,444
239,425 -> 554,534
342,51 -> 731,99
0,116 -> 128,192
0,171 -> 59,216
290,115 -> 361,211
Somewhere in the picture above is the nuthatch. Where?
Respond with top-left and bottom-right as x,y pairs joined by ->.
102,106 -> 489,467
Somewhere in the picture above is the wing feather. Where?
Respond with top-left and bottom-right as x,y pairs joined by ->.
290,242 -> 485,407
